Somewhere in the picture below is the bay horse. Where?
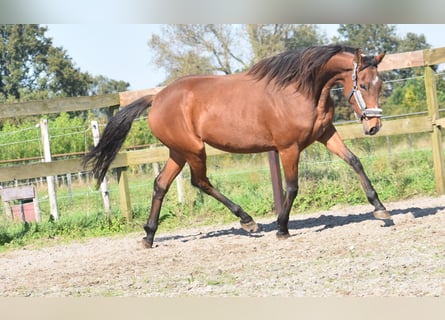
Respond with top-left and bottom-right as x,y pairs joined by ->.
84,45 -> 390,248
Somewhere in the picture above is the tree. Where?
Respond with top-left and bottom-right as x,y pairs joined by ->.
334,24 -> 399,54
148,24 -> 327,84
398,32 -> 431,52
0,25 -> 147,160
0,24 -> 94,103
284,24 -> 328,50
89,75 -> 130,96
0,24 -> 49,101
88,75 -> 131,120
149,25 -> 244,84
247,24 -> 327,61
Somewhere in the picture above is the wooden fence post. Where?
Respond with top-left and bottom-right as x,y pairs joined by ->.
116,167 -> 132,222
91,121 -> 111,214
176,170 -> 184,203
424,59 -> 445,195
33,188 -> 41,222
40,119 -> 59,220
268,151 -> 284,215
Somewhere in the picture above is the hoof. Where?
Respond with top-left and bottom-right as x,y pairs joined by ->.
276,231 -> 290,240
141,237 -> 153,249
240,220 -> 259,233
373,209 -> 391,220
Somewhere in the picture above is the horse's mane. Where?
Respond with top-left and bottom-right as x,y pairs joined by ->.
248,45 -> 376,96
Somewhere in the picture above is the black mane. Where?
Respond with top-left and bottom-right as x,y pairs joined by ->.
248,45 -> 361,95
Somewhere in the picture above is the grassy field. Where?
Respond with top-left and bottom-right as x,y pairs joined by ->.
0,133 -> 439,251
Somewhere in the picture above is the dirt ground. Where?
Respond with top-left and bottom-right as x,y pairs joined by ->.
1,195 -> 444,297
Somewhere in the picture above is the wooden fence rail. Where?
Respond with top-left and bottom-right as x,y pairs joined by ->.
0,115 -> 437,182
1,47 -> 445,220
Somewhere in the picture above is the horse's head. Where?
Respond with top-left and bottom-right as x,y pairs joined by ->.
344,49 -> 385,135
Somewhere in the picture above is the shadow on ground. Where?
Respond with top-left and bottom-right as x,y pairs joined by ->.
154,205 -> 444,244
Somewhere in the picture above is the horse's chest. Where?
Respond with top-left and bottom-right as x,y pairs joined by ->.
311,104 -> 335,139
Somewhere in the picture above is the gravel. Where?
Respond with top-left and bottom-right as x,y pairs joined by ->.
1,195 -> 444,297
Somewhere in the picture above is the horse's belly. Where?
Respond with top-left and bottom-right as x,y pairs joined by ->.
201,126 -> 275,153
204,138 -> 275,154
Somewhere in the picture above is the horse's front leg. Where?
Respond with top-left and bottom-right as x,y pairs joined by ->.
275,147 -> 301,239
318,125 -> 390,220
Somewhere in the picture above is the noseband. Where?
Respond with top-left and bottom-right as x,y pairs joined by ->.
346,61 -> 383,121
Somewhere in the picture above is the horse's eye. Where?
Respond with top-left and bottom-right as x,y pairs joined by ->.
360,84 -> 368,91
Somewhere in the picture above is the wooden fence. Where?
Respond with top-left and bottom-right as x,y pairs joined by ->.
1,47 -> 445,221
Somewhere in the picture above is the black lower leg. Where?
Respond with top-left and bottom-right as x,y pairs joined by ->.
192,179 -> 257,232
349,154 -> 390,219
143,177 -> 167,248
276,186 -> 298,238
226,202 -> 254,225
349,156 -> 381,205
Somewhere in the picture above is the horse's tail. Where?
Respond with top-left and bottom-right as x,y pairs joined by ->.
83,94 -> 154,186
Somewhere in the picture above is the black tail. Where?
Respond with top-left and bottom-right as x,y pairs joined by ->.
83,95 -> 154,185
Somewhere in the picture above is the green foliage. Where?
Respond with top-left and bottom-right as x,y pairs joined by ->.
0,211 -> 132,251
438,75 -> 445,103
334,24 -> 399,54
284,25 -> 328,50
0,112 -> 91,162
387,78 -> 427,112
149,24 -> 328,84
247,24 -> 327,61
49,112 -> 90,155
0,25 -> 50,101
0,110 -> 160,163
0,24 -> 92,102
0,118 -> 41,161
0,24 -> 130,117
124,116 -> 159,148
89,75 -> 130,96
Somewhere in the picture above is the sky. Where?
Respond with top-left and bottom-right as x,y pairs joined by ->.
44,24 -> 445,92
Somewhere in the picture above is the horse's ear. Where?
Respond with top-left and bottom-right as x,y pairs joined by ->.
375,51 -> 386,64
354,48 -> 363,65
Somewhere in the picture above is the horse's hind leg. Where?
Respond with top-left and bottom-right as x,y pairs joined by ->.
143,151 -> 186,248
187,148 -> 258,233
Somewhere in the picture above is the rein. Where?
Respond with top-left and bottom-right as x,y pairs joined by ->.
346,61 -> 383,121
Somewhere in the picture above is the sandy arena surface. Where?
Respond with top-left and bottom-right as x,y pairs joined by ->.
1,195 -> 444,297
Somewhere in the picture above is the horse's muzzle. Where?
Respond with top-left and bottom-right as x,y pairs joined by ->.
363,118 -> 382,136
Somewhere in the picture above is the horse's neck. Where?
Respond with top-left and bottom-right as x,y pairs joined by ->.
326,52 -> 353,81
318,53 -> 353,94
316,53 -> 353,109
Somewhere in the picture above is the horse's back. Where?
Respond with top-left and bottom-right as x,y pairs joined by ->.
149,74 -> 272,149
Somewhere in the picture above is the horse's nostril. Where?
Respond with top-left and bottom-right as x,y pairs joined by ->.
369,127 -> 377,135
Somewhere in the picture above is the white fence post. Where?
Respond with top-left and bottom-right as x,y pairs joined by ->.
175,171 -> 184,203
40,118 -> 59,220
91,121 -> 111,214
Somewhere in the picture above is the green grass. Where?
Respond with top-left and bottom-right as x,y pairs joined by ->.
0,137 -> 439,252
